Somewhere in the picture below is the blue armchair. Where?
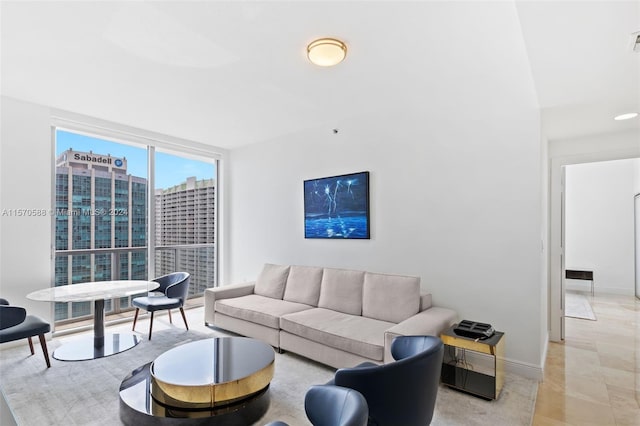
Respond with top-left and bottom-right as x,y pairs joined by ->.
0,298 -> 51,368
131,272 -> 190,340
305,385 -> 369,426
265,384 -> 368,426
331,335 -> 444,426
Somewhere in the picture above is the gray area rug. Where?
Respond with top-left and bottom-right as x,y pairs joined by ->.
565,291 -> 597,320
0,328 -> 537,425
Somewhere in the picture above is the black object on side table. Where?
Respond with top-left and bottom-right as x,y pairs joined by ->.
440,324 -> 505,400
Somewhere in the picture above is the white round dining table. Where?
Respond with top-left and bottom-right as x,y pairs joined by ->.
27,280 -> 159,361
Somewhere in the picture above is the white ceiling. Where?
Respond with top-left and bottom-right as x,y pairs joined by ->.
1,1 -> 638,149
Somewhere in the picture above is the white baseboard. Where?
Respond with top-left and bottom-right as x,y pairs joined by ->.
504,330 -> 549,382
505,357 -> 543,381
540,330 -> 549,374
566,280 -> 633,296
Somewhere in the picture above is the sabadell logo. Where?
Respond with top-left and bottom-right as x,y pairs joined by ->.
73,153 -> 123,166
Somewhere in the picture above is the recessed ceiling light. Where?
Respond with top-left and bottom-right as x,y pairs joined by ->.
307,38 -> 347,67
614,112 -> 639,121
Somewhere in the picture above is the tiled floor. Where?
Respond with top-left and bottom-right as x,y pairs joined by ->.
533,292 -> 640,425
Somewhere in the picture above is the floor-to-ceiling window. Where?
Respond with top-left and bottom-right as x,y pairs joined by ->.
154,150 -> 217,297
53,128 -> 217,327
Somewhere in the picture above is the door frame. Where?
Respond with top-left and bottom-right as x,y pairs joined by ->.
549,150 -> 639,341
635,193 -> 640,299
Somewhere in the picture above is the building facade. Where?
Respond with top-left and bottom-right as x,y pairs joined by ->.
155,176 -> 216,296
55,149 -> 147,321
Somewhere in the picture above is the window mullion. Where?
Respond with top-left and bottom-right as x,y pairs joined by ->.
148,145 -> 156,279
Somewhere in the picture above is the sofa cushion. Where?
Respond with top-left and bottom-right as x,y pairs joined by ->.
318,268 -> 365,316
254,263 -> 290,299
283,265 -> 323,306
281,308 -> 393,361
215,294 -> 311,329
362,272 -> 420,323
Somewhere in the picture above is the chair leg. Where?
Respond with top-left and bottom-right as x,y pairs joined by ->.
179,307 -> 189,330
132,308 -> 140,331
38,334 -> 51,368
28,336 -> 35,355
148,311 -> 154,340
168,309 -> 172,324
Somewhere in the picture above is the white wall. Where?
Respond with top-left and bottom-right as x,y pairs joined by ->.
565,159 -> 637,295
0,97 -> 53,322
228,102 -> 544,371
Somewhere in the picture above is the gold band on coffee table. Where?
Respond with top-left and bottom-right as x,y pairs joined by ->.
150,360 -> 275,409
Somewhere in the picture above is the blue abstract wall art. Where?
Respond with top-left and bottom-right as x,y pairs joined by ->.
304,171 -> 370,239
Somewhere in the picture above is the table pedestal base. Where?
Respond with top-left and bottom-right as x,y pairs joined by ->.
119,362 -> 270,425
53,333 -> 141,361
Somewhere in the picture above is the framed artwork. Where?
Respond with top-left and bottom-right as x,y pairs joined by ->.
304,171 -> 370,239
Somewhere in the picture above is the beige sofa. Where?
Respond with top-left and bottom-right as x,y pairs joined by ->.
204,264 -> 457,368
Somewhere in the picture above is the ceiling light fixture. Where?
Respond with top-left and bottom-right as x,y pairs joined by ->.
614,112 -> 639,121
307,38 -> 347,67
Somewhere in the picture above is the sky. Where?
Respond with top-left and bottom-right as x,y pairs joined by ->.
55,130 -> 216,190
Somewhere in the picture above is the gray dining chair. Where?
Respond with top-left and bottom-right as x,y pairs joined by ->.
0,298 -> 51,368
131,272 -> 191,340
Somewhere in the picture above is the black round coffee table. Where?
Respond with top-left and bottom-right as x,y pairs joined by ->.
119,337 -> 275,425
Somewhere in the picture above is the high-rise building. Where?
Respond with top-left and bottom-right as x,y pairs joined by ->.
155,176 -> 216,295
55,149 -> 147,321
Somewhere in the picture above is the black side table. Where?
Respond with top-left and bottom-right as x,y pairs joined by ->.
440,325 -> 505,400
565,269 -> 594,295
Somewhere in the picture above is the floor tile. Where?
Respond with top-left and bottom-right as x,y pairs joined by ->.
534,292 -> 640,426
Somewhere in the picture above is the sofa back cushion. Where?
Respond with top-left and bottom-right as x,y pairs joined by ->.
362,272 -> 420,323
283,265 -> 323,306
318,268 -> 365,315
254,263 -> 290,299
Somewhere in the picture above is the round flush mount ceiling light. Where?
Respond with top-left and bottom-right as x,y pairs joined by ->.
614,112 -> 639,121
307,38 -> 347,67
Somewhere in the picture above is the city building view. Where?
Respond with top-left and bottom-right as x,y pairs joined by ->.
55,149 -> 147,321
155,177 -> 216,296
54,144 -> 216,324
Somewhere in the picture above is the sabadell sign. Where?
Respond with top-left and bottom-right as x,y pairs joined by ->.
73,153 -> 124,167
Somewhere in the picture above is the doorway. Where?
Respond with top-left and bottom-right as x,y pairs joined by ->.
549,152 -> 639,342
563,159 -> 637,322
564,160 -> 637,296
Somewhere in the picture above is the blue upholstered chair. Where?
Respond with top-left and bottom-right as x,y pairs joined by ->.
131,272 -> 190,340
331,335 -> 444,426
264,384 -> 368,426
305,385 -> 369,426
0,298 -> 51,368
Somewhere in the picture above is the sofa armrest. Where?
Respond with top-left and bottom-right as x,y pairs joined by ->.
383,307 -> 457,363
204,282 -> 255,324
420,293 -> 433,311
